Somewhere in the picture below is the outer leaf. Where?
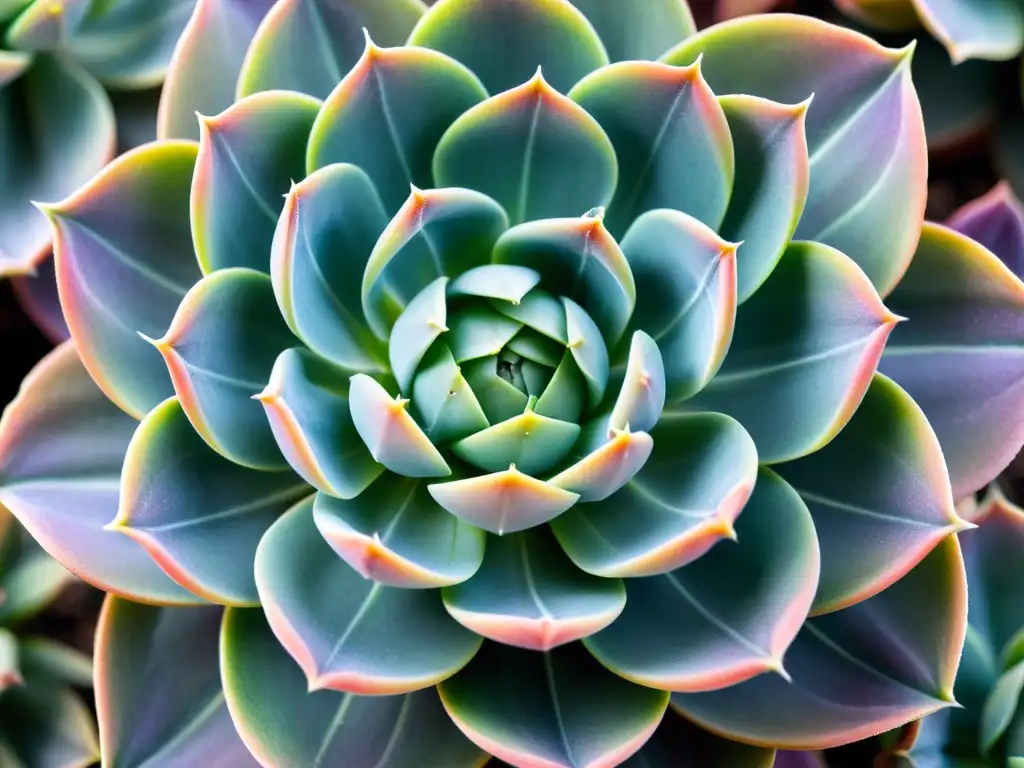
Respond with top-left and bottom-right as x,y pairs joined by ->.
832,0 -> 923,31
258,348 -> 384,500
880,223 -> 1024,498
619,209 -> 738,402
777,374 -> 968,615
271,163 -> 389,372
0,677 -> 99,768
10,254 -> 70,343
221,608 -> 487,768
0,550 -> 73,626
569,59 -> 734,237
947,181 -> 1024,280
911,0 -> 1024,62
0,54 -> 114,277
621,708 -> 775,767
306,39 -> 487,214
664,15 -> 926,296
112,397 -> 308,607
0,343 -> 202,605
433,71 -> 617,225
47,141 -> 202,419
439,641 -> 668,768
981,661 -> 1024,752
313,478 -> 485,588
717,95 -> 810,302
408,0 -> 609,94
585,468 -> 817,692
552,412 -> 758,577
254,497 -> 481,694
192,90 -> 321,274
18,637 -> 94,688
238,0 -> 425,98
149,268 -> 295,470
683,240 -> 898,463
5,0 -> 91,50
157,0 -> 277,141
94,597 -> 257,768
568,0 -> 695,62
442,527 -> 625,650
673,535 -> 967,749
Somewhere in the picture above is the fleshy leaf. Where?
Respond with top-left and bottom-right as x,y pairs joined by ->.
911,0 -> 1024,62
981,661 -> 1024,752
569,59 -> 733,237
443,526 -> 625,651
254,498 -> 481,694
148,268 -> 295,470
47,141 -> 202,419
390,277 -> 449,394
439,641 -> 668,768
411,344 -> 490,444
448,307 -> 523,364
586,467 -> 816,692
433,71 -> 618,225
409,0 -> 609,94
682,240 -> 898,463
349,373 -> 451,478
313,478 -> 485,588
549,426 -> 654,503
493,211 -> 635,346
362,186 -> 508,337
664,15 -> 926,296
5,0 -> 91,50
258,348 -> 384,500
673,535 -> 967,749
619,209 -> 738,402
461,356 -> 530,424
717,95 -> 810,302
0,54 -> 114,277
552,412 -> 758,577
95,597 -> 258,767
776,373 -> 968,615
0,549 -> 73,626
221,607 -> 487,768
10,254 -> 70,343
491,287 -> 568,343
157,0 -> 277,141
569,0 -> 695,62
17,638 -> 94,688
622,708 -> 775,767
448,264 -> 541,304
608,331 -> 665,434
0,629 -> 16,690
563,296 -> 609,409
0,343 -> 202,605
112,397 -> 308,607
947,182 -> 1024,280
271,163 -> 389,372
429,466 -> 580,535
237,0 -> 425,98
192,90 -> 321,274
880,223 -> 1024,498
451,409 -> 581,476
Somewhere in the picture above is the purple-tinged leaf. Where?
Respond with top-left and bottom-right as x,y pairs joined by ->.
569,0 -> 695,62
947,181 -> 1024,280
549,425 -> 654,503
10,254 -> 70,343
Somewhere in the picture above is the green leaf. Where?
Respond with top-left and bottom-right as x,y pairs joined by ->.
17,638 -> 93,688
306,40 -> 487,214
94,597 -> 257,767
221,607 -> 487,768
448,264 -> 541,304
0,679 -> 99,768
192,90 -> 321,274
448,306 -> 523,364
880,223 -> 1024,498
0,54 -> 114,277
563,296 -> 609,409
681,240 -> 898,463
442,526 -> 624,651
981,661 -> 1024,752
462,356 -> 530,424
664,15 -> 926,296
0,343 -> 203,605
111,397 -> 308,607
157,0 -> 277,141
0,550 -> 73,626
621,707 -> 775,767
313,478 -> 485,588
438,641 -> 668,767
717,95 -> 810,302
433,71 -> 617,225
493,210 -> 635,346
411,344 -> 490,444
569,59 -> 733,238
451,409 -> 581,476
620,209 -> 737,402
46,141 -> 202,419
776,374 -> 969,615
258,348 -> 384,500
148,268 -> 297,470
585,467 -> 816,692
254,497 -> 481,694
0,627 -> 19,690
5,0 -> 90,50
271,163 -> 389,372
238,0 -> 426,99
673,535 -> 966,749
491,287 -> 568,344
390,277 -> 449,393
569,0 -> 695,62
551,412 -> 757,577
361,186 -> 508,338
409,0 -> 608,94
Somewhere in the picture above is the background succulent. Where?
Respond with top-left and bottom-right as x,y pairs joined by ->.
2,0 -> 1024,765
0,506 -> 96,768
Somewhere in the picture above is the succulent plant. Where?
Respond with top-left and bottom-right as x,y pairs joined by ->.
2,1 -> 1023,765
0,506 -> 97,767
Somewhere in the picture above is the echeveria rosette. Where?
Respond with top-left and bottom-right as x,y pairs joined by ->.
0,0 -> 1004,764
0,506 -> 98,768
